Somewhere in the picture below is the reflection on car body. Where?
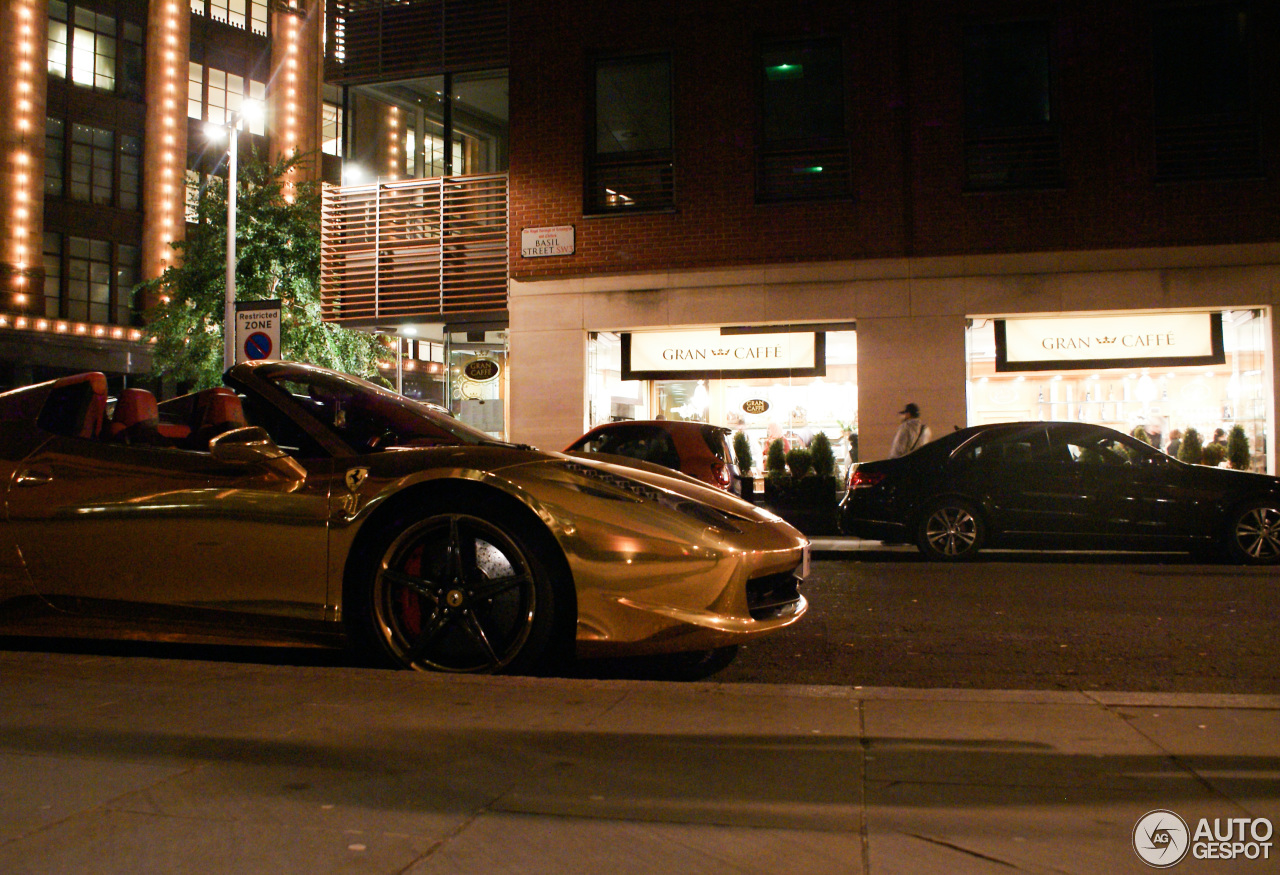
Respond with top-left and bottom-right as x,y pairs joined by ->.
0,363 -> 808,674
840,421 -> 1280,563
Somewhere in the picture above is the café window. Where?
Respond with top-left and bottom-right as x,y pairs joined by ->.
587,55 -> 674,213
756,40 -> 850,203
1153,3 -> 1257,181
963,20 -> 1061,190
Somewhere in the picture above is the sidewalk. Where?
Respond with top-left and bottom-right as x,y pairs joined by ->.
1,650 -> 1277,874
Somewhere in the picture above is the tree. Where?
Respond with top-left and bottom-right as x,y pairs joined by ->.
140,151 -> 388,389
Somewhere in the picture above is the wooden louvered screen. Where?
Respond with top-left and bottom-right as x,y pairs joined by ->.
326,0 -> 508,84
320,174 -> 508,326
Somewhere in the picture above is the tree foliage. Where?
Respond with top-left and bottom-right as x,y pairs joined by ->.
140,151 -> 388,389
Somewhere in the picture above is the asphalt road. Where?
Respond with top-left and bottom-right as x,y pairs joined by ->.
711,551 -> 1280,694
2,553 -> 1276,693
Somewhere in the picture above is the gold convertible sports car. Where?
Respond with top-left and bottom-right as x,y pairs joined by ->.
0,362 -> 808,674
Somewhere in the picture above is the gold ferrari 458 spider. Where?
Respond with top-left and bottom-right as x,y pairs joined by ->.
0,362 -> 808,674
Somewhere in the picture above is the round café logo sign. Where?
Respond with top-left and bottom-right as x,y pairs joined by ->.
742,399 -> 770,415
463,359 -> 500,382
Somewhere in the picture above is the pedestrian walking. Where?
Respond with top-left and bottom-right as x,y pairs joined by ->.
889,402 -> 932,458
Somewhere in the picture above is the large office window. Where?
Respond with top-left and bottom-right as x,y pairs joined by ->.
47,2 -> 142,98
70,123 -> 114,204
756,40 -> 850,203
44,235 -> 140,324
45,117 -> 144,210
963,20 -> 1061,190
191,0 -> 268,35
188,63 -> 268,135
1153,3 -> 1257,181
587,55 -> 673,213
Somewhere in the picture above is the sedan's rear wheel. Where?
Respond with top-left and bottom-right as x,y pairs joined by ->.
1226,501 -> 1280,565
362,504 -> 559,672
917,500 -> 985,561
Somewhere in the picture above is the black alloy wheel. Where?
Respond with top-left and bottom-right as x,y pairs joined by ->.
1227,501 -> 1280,565
367,508 -> 557,672
917,499 -> 985,561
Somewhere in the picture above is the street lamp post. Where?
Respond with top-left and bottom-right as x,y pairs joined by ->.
223,121 -> 239,372
208,101 -> 262,372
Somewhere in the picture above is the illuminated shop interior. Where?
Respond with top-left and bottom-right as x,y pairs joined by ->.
967,309 -> 1271,472
589,328 -> 858,476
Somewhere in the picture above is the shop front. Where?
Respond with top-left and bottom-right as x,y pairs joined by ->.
588,324 -> 859,479
967,309 -> 1272,472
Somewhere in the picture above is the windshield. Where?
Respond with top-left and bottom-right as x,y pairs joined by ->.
257,366 -> 496,453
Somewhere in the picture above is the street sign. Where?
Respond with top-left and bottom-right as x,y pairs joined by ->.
235,299 -> 281,364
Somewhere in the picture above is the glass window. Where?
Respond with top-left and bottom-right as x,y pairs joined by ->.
962,20 -> 1060,190
1153,3 -> 1256,181
119,20 -> 144,100
71,7 -> 115,91
588,56 -> 673,212
189,65 -> 268,135
756,40 -> 850,202
43,233 -> 62,319
347,71 -> 508,181
70,123 -> 114,205
48,1 -> 68,78
119,135 -> 141,210
45,118 -> 65,197
115,244 -> 139,325
322,102 -> 343,157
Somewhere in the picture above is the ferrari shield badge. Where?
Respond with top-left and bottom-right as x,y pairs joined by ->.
344,467 -> 369,493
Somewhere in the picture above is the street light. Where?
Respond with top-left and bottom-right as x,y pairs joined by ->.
206,99 -> 264,371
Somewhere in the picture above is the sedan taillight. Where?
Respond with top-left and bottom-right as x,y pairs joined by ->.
711,460 -> 731,489
848,469 -> 887,489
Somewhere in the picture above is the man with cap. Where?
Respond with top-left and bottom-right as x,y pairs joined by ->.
889,402 -> 932,458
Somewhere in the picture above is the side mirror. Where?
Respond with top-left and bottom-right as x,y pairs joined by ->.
210,426 -> 307,483
209,426 -> 286,464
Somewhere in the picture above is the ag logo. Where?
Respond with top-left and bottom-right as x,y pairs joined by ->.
344,467 -> 369,493
1133,810 -> 1190,868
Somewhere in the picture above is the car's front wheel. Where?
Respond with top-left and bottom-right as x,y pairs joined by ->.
917,499 -> 985,561
1226,501 -> 1280,565
355,500 -> 562,673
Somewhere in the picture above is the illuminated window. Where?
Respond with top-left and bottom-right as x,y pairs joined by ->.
48,1 -> 69,78
185,169 -> 201,223
190,64 -> 268,135
209,0 -> 247,28
322,102 -> 343,156
71,7 -> 116,90
48,2 -> 137,96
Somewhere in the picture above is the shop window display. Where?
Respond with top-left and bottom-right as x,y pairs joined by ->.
967,310 -> 1269,472
588,329 -> 858,481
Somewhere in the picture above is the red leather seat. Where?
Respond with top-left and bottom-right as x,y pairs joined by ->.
107,388 -> 163,445
189,391 -> 248,449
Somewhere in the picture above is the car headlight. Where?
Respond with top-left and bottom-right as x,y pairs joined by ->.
558,460 -> 744,533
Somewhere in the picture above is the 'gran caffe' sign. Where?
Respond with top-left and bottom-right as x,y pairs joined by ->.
995,312 -> 1224,372
622,328 -> 824,380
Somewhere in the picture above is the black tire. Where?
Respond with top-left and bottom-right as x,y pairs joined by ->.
916,499 -> 985,561
1225,501 -> 1280,565
353,499 -> 562,673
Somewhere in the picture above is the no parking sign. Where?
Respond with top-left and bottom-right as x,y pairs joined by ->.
235,300 -> 281,364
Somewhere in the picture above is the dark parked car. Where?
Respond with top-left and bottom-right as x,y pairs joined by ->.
840,421 -> 1280,563
566,420 -> 742,495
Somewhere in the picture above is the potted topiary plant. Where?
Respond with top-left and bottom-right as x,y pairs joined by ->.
1178,428 -> 1203,465
1201,441 -> 1228,467
764,438 -> 790,505
1228,424 -> 1251,471
733,430 -> 755,500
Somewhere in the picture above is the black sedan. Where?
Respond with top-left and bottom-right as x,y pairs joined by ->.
839,421 -> 1280,563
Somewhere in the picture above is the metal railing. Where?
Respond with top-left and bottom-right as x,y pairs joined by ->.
320,173 -> 508,325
